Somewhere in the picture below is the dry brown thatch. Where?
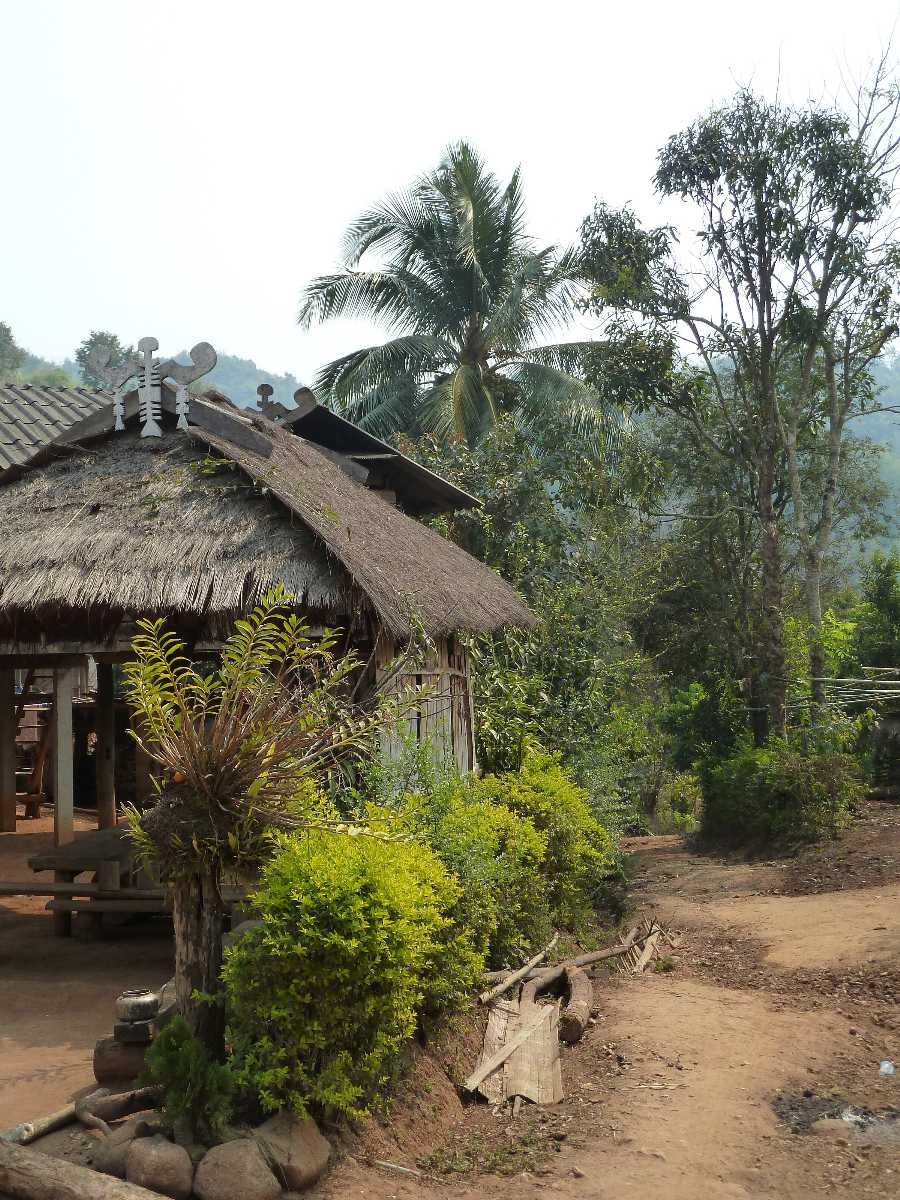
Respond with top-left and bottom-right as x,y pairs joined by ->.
0,417 -> 535,639
195,420 -> 536,637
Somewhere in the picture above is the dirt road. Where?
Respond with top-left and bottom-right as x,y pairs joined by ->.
0,817 -> 172,1131
327,800 -> 900,1200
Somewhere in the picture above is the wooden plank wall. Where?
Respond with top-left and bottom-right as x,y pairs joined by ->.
376,635 -> 475,773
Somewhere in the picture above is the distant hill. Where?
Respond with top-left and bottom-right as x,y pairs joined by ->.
172,350 -> 305,410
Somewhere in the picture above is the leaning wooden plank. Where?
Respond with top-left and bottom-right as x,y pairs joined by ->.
633,927 -> 662,974
0,1138 -> 164,1200
559,965 -> 593,1045
505,1003 -> 563,1104
478,933 -> 558,1004
464,1007 -> 551,1092
478,998 -> 518,1105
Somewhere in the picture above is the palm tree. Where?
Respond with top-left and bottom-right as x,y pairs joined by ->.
298,142 -> 613,450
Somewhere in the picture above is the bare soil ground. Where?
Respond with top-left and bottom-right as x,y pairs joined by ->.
3,803 -> 898,1197
322,799 -> 900,1200
0,817 -> 172,1132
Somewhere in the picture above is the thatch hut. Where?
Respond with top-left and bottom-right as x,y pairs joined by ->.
0,378 -> 534,848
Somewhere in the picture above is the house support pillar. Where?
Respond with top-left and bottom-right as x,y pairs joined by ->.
96,664 -> 116,829
0,670 -> 15,832
53,667 -> 75,847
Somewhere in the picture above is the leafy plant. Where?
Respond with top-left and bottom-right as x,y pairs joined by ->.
122,585 -> 414,1053
222,829 -> 483,1121
298,142 -> 622,453
700,739 -> 863,843
653,770 -> 702,833
472,753 -> 622,923
139,1016 -> 235,1144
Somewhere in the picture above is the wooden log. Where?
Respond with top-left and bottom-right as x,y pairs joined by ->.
0,884 -> 165,900
478,934 -> 558,1005
0,1138 -> 165,1199
95,664 -> 116,830
558,966 -> 593,1045
80,1089 -> 161,1129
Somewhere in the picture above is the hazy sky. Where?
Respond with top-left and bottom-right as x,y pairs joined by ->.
1,0 -> 898,384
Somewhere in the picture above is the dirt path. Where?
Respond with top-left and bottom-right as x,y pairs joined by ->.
0,818 -> 173,1131
326,801 -> 900,1200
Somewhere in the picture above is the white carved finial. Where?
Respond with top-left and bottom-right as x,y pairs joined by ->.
136,337 -> 162,438
175,383 -> 190,430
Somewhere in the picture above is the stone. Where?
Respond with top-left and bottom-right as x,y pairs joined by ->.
223,918 -> 265,950
114,1018 -> 154,1044
254,1110 -> 331,1192
194,1138 -> 281,1200
94,1119 -> 147,1179
93,1035 -> 147,1084
810,1118 -> 849,1144
125,1134 -> 194,1199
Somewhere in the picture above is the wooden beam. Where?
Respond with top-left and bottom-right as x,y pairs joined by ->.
0,669 -> 16,832
95,664 -> 116,829
52,667 -> 75,847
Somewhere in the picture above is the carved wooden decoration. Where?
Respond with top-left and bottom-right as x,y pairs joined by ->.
87,337 -> 217,437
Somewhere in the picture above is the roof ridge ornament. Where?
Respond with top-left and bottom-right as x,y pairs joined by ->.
87,337 -> 217,438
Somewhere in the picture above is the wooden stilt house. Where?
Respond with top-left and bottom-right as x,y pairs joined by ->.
0,345 -> 534,850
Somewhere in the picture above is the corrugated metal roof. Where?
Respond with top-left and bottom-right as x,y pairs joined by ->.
0,384 -> 110,471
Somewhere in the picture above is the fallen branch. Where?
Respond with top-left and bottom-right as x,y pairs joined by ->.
0,1137 -> 164,1199
0,1103 -> 80,1147
478,934 -> 558,1005
558,965 -> 593,1045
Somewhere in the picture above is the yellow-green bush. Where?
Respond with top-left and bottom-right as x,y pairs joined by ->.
654,770 -> 703,833
376,788 -> 553,969
471,753 -> 621,924
222,829 -> 483,1121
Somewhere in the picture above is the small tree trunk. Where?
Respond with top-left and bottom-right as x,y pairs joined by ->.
757,462 -> 787,739
171,870 -> 225,1056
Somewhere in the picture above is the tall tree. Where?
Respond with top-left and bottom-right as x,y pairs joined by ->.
0,322 -> 25,382
581,76 -> 900,737
76,330 -> 132,390
299,142 -> 629,452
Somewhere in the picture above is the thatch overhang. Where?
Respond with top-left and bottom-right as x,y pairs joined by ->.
0,399 -> 535,645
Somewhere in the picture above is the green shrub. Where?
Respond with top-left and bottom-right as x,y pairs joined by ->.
222,829 -> 483,1122
472,753 -> 621,923
377,786 -> 553,969
139,1016 -> 235,1144
700,740 -> 862,844
654,771 -> 702,833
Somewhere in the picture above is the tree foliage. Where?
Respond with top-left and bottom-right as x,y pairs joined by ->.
300,142 -> 638,454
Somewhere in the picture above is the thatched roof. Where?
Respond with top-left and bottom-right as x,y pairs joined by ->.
0,405 -> 535,639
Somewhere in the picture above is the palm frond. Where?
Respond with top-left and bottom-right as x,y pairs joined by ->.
312,334 -> 450,408
421,364 -> 493,443
503,355 -> 628,459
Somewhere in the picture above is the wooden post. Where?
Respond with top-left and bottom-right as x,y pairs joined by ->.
53,667 -> 75,847
95,663 -> 116,829
0,669 -> 16,832
134,743 -> 154,807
